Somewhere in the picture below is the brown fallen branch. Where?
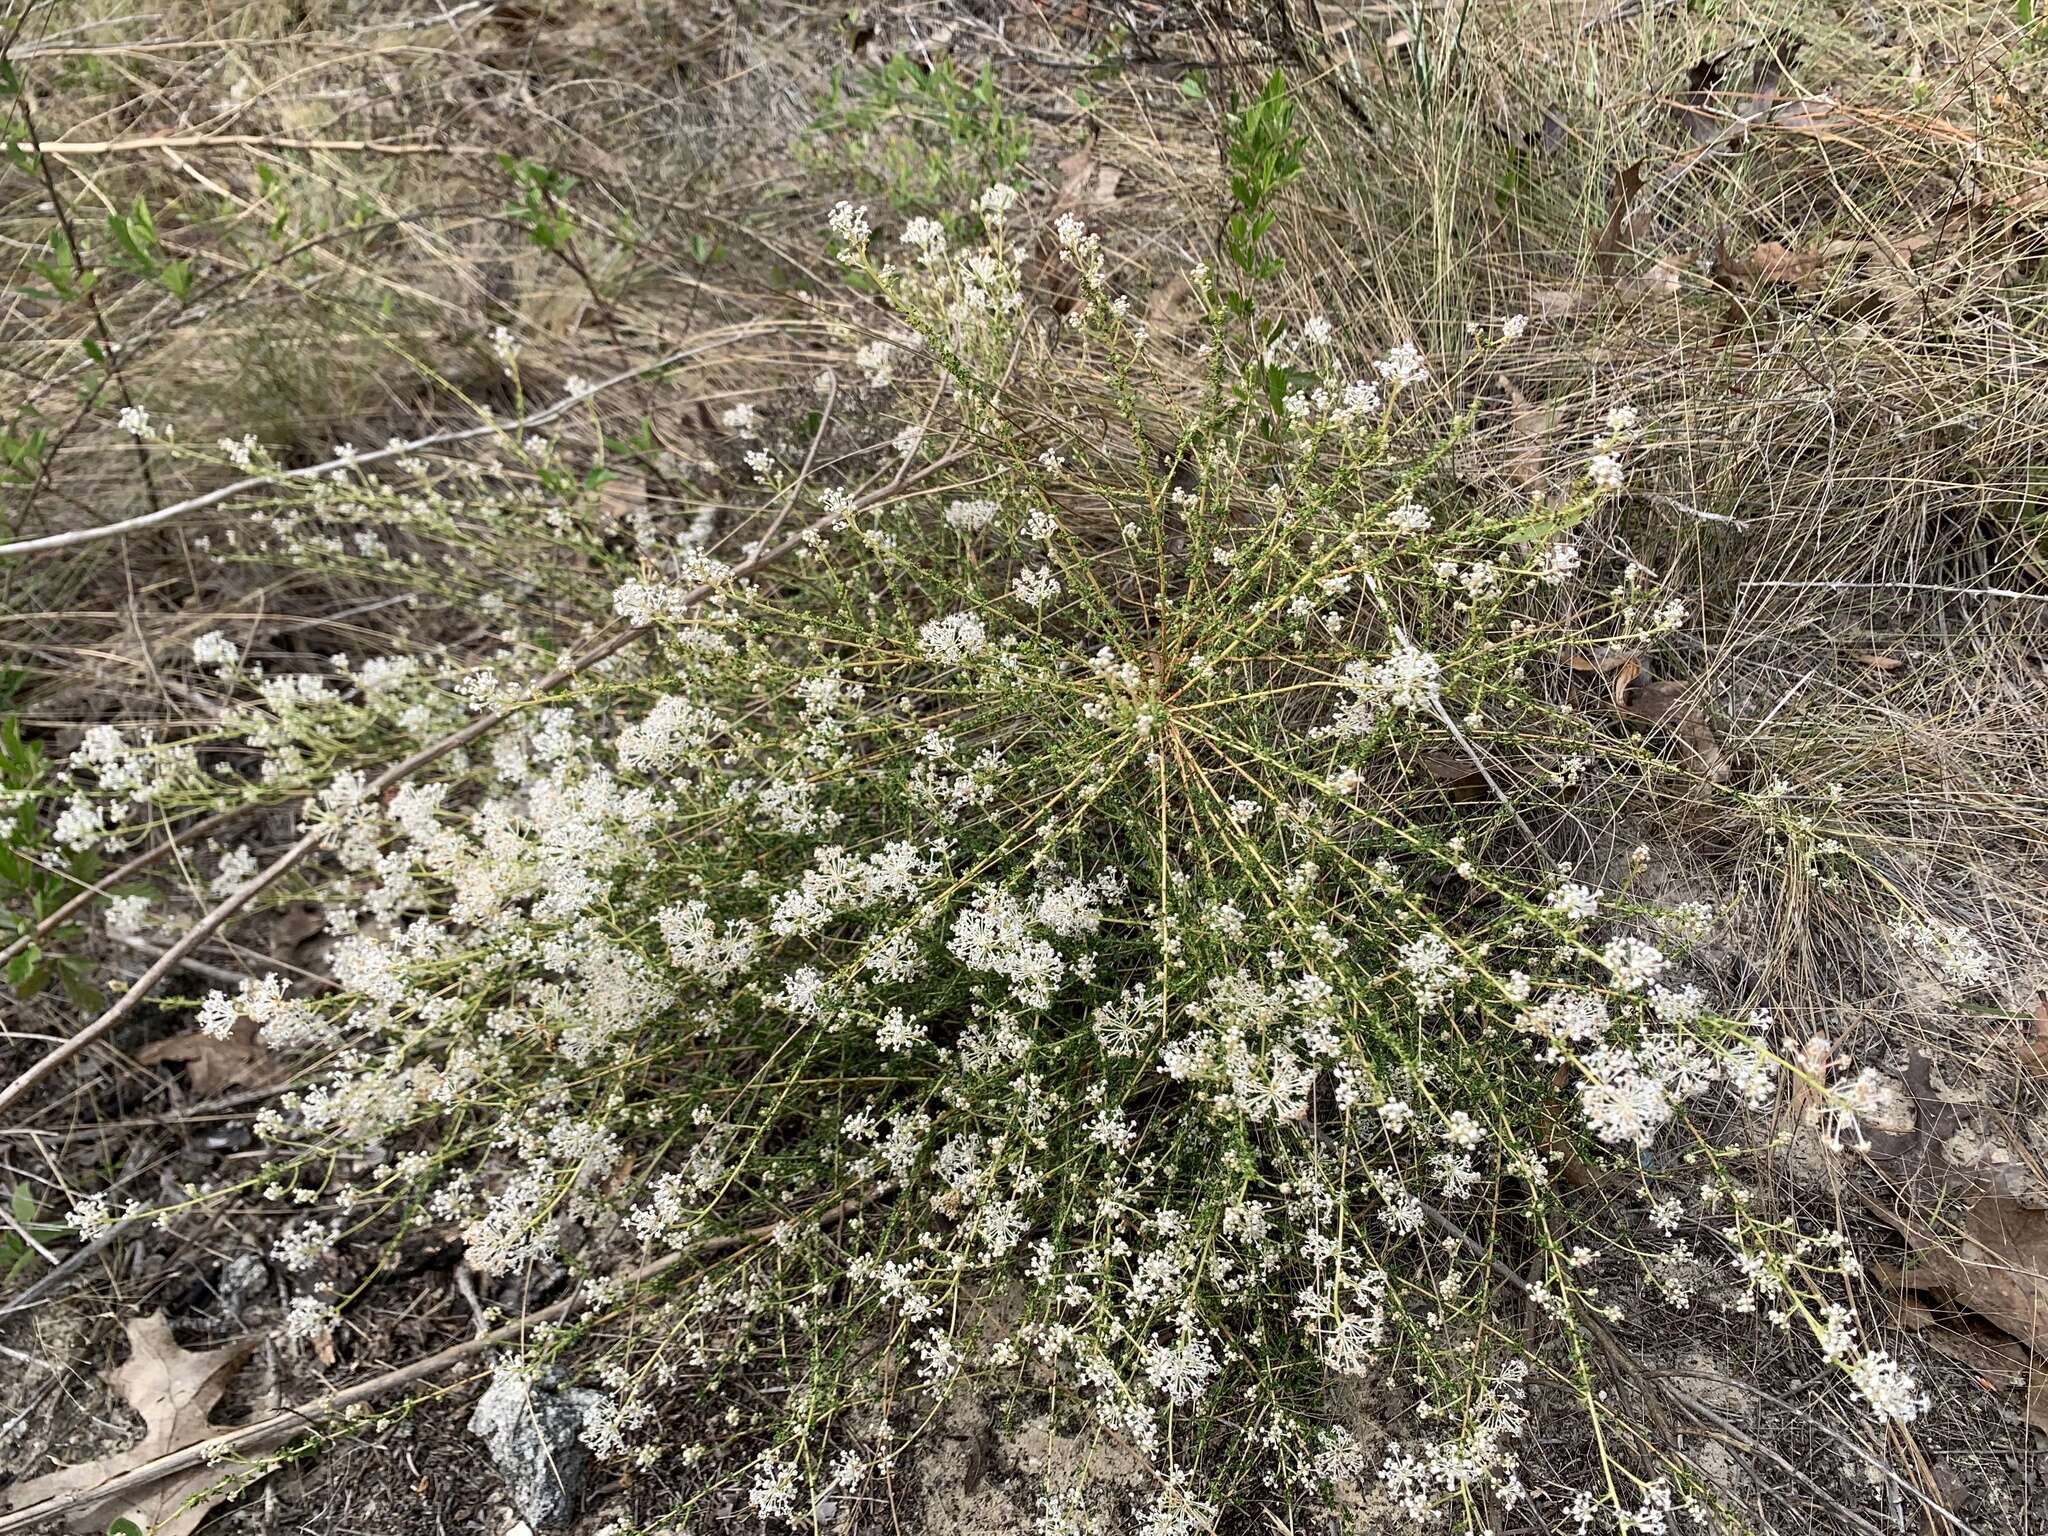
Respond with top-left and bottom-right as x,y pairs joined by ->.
0,1186 -> 886,1536
0,423 -> 967,1121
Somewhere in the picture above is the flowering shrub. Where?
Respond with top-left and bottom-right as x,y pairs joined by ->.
55,190 -> 1934,1531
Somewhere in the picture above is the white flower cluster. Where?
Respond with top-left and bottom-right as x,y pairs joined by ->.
917,610 -> 991,665
70,186 -> 1924,1535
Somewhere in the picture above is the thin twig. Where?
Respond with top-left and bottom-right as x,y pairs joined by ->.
0,804 -> 244,973
1647,492 -> 1746,528
15,85 -> 163,517
0,331 -> 765,559
1427,695 -> 1543,847
750,368 -> 837,551
1415,1202 -> 1901,1536
20,134 -> 493,158
1741,578 -> 2048,605
0,1201 -> 57,1266
0,1219 -> 136,1322
1653,1368 -> 1979,1536
108,933 -> 252,990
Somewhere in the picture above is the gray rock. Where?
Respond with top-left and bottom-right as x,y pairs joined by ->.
217,1253 -> 269,1319
468,1367 -> 604,1529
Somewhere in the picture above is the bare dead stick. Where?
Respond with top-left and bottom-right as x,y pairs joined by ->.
0,1187 -> 885,1535
21,134 -> 494,158
0,329 -> 772,559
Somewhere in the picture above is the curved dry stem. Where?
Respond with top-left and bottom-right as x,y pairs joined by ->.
0,329 -> 771,559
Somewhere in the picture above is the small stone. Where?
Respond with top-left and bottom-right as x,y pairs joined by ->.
468,1367 -> 604,1530
217,1253 -> 269,1319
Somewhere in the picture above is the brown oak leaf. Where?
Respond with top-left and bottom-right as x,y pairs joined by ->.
2,1313 -> 257,1535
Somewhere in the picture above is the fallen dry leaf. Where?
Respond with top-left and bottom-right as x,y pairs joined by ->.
2019,992 -> 2048,1077
1669,54 -> 1727,145
1635,258 -> 1685,299
1767,96 -> 1837,131
1500,377 -> 1556,498
1034,141 -> 1123,316
3,1313 -> 256,1535
1862,1055 -> 2048,1432
1417,749 -> 1485,802
1895,1195 -> 2048,1369
1031,142 -> 1121,320
1055,141 -> 1123,210
1567,650 -> 1645,708
137,1012 -> 277,1096
1143,273 -> 1205,355
1711,233 -> 1936,321
1719,239 -> 1832,287
1602,658 -> 1644,709
1886,1275 -> 2034,1388
271,899 -> 327,958
1743,33 -> 1801,121
1533,259 -> 1682,322
1615,676 -> 1730,783
1593,159 -> 1646,276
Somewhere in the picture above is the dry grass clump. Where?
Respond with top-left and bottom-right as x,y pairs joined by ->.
1246,0 -> 2048,1014
1269,3 -> 2048,585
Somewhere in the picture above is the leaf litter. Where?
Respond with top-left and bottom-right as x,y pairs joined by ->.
1860,1054 -> 2048,1435
2,1313 -> 260,1535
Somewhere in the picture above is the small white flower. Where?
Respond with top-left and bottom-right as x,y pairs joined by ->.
1374,342 -> 1429,389
1386,500 -> 1433,535
283,1295 -> 340,1343
900,216 -> 947,265
1536,543 -> 1581,585
917,612 -> 990,665
67,1191 -> 115,1241
1012,566 -> 1061,610
1599,935 -> 1668,991
1848,1350 -> 1926,1422
828,201 -> 872,259
191,630 -> 240,670
944,498 -> 999,532
1546,882 -> 1601,924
